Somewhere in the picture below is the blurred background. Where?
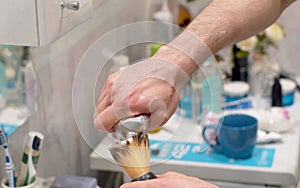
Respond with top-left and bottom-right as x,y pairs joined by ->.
0,0 -> 299,187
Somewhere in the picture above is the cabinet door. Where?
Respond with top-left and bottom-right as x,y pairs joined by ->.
0,0 -> 38,46
37,0 -> 93,46
0,0 -> 93,46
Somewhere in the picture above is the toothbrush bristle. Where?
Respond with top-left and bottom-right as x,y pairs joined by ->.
32,136 -> 41,151
0,126 -> 8,145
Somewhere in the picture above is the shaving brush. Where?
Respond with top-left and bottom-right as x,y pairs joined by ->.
110,116 -> 157,182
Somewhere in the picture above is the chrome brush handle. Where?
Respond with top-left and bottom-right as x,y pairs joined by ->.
115,115 -> 149,141
131,172 -> 157,182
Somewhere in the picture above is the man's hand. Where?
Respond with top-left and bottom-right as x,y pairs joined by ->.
120,172 -> 219,188
94,57 -> 188,132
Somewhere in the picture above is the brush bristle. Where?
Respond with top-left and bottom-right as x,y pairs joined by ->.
0,126 -> 7,145
109,133 -> 150,179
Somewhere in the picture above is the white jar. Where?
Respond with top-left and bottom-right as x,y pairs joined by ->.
223,81 -> 251,110
224,81 -> 250,102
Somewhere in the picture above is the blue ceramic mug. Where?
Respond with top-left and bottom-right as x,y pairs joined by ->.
202,114 -> 258,159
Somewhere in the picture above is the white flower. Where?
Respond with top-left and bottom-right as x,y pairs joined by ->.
236,36 -> 258,52
265,23 -> 285,42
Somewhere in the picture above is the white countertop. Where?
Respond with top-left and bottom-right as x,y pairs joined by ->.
90,95 -> 300,186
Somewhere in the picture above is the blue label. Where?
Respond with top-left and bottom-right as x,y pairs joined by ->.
150,140 -> 275,168
224,97 -> 252,110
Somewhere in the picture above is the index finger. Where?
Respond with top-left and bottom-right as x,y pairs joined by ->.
94,105 -> 118,132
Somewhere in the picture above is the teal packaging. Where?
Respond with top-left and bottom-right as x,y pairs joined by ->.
280,78 -> 296,106
0,60 -> 6,96
200,56 -> 222,113
202,75 -> 222,112
191,56 -> 223,123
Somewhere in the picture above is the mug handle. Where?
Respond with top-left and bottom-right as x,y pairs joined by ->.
202,125 -> 222,153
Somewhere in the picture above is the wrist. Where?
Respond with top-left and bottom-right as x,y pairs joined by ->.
153,44 -> 197,77
153,30 -> 212,76
147,49 -> 190,91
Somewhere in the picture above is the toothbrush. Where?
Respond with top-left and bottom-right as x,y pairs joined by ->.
0,126 -> 16,187
17,132 -> 43,186
25,139 -> 36,185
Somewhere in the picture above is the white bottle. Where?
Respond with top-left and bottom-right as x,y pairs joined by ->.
0,45 -> 24,106
152,0 -> 175,41
23,60 -> 38,115
178,80 -> 192,119
109,54 -> 130,74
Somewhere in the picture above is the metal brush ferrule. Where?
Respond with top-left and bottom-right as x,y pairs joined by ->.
115,115 -> 149,142
131,172 -> 157,182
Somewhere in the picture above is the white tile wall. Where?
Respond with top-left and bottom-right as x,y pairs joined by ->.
2,0 -> 148,183
275,0 -> 300,75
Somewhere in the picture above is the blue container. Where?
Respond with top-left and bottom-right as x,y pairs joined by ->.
280,78 -> 296,106
179,96 -> 192,118
224,81 -> 252,110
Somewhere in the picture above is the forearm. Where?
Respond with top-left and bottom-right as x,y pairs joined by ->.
154,0 -> 294,76
188,0 -> 294,53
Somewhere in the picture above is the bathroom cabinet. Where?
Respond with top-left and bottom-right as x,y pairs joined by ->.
0,0 -> 93,46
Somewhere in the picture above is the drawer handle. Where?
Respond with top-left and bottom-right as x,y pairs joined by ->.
61,1 -> 80,11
